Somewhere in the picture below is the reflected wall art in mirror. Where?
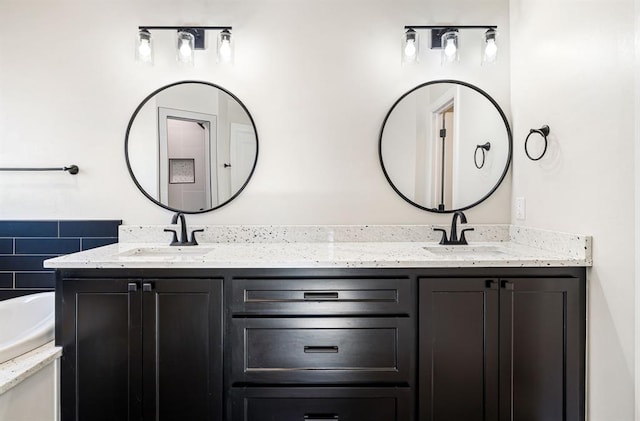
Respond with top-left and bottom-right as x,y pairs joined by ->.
125,81 -> 258,213
379,80 -> 511,213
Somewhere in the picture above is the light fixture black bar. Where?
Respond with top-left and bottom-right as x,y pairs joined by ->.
0,165 -> 79,174
139,26 -> 232,30
404,25 -> 497,30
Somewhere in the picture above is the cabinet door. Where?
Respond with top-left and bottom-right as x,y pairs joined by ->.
142,278 -> 223,421
419,278 -> 499,421
60,278 -> 142,421
499,277 -> 585,421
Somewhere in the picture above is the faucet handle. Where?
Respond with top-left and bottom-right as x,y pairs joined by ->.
164,229 -> 179,246
459,228 -> 475,245
188,229 -> 204,246
433,228 -> 448,245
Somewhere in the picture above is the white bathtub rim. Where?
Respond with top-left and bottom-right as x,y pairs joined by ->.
0,321 -> 54,364
0,292 -> 55,364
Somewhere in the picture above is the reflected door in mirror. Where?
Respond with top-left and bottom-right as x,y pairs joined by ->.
230,123 -> 258,193
160,109 -> 217,211
126,81 -> 258,213
379,80 -> 512,213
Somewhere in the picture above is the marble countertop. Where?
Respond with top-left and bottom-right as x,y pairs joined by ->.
44,224 -> 592,269
0,341 -> 61,395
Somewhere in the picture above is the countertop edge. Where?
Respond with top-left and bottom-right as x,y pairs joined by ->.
0,341 -> 61,395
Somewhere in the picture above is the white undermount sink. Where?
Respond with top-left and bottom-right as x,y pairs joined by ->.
117,246 -> 214,259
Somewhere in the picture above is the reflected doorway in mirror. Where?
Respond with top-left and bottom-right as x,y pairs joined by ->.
379,79 -> 512,213
159,108 -> 217,212
125,80 -> 259,214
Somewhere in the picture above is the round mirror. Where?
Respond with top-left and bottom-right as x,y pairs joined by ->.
125,81 -> 258,213
379,80 -> 512,213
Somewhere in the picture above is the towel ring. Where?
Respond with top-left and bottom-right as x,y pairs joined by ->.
474,142 -> 491,169
525,125 -> 550,161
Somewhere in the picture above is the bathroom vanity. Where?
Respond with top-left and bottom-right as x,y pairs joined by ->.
64,74 -> 578,421
46,225 -> 591,421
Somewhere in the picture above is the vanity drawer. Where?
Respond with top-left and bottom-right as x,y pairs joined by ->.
229,387 -> 413,421
229,317 -> 414,385
229,277 -> 414,316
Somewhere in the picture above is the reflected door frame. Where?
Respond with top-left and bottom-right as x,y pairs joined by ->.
157,107 -> 218,210
229,123 -> 258,195
429,87 -> 459,210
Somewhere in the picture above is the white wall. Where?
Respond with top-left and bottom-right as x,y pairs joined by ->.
636,1 -> 640,418
509,0 -> 636,419
0,0 -> 510,225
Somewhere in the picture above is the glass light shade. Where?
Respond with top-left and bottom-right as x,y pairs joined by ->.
177,30 -> 195,64
441,30 -> 459,64
402,29 -> 419,64
217,29 -> 233,63
482,29 -> 498,64
136,29 -> 153,64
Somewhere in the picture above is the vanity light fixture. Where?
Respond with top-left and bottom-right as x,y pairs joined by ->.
482,28 -> 499,64
217,29 -> 233,63
402,29 -> 419,63
136,29 -> 153,63
136,26 -> 233,65
177,30 -> 196,64
440,29 -> 459,64
402,25 -> 497,65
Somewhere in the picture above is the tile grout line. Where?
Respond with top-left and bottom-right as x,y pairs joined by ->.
12,237 -> 15,290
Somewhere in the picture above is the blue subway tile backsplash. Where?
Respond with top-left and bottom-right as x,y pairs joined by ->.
0,239 -> 13,255
0,273 -> 12,288
0,220 -> 121,292
16,238 -> 81,255
81,238 -> 119,251
0,256 -> 57,271
59,220 -> 120,238
0,221 -> 58,238
15,272 -> 56,289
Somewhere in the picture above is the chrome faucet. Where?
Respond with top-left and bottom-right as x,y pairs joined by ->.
433,211 -> 475,245
164,212 -> 203,246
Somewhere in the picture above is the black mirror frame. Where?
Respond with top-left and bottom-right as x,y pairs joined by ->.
125,80 -> 259,214
378,79 -> 512,214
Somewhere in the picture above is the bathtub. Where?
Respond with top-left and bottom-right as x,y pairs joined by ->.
0,292 -> 55,364
0,292 -> 60,421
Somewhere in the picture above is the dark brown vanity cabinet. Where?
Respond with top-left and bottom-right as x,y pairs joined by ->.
226,276 -> 416,421
419,274 -> 585,421
55,267 -> 585,421
57,276 -> 223,421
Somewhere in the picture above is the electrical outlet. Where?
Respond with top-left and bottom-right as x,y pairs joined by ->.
515,197 -> 526,220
